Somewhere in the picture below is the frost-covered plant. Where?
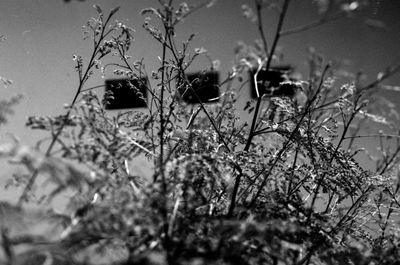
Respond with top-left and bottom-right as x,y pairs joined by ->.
1,1 -> 400,265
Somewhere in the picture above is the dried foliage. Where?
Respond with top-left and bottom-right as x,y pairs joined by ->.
1,1 -> 400,264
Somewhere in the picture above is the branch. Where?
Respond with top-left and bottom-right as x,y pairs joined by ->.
244,0 -> 291,152
281,11 -> 344,37
17,9 -> 120,206
228,0 -> 291,216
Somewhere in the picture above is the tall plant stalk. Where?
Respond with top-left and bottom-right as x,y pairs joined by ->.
17,8 -> 121,206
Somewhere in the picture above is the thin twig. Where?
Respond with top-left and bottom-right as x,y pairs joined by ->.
281,11 -> 344,37
17,12 -> 115,206
228,0 -> 292,216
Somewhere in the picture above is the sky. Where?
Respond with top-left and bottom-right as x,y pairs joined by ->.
0,0 -> 399,190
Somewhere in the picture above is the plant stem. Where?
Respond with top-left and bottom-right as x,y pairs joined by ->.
287,146 -> 299,198
244,0 -> 291,152
17,21 -> 108,206
250,64 -> 329,208
227,0 -> 291,216
281,11 -> 344,37
158,3 -> 173,258
255,0 -> 268,58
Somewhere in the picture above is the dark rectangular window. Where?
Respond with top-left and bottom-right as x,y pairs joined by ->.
179,71 -> 220,104
104,78 -> 148,110
250,66 -> 294,98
